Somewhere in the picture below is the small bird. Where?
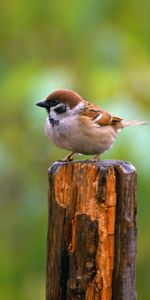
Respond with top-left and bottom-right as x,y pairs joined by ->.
36,89 -> 147,161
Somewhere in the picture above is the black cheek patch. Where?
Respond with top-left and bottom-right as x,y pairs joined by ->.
54,105 -> 67,114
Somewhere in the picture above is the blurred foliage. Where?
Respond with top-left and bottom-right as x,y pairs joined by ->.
0,0 -> 150,299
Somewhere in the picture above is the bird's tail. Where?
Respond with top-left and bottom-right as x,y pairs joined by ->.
121,120 -> 148,127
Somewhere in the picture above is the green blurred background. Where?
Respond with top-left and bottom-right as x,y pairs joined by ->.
0,0 -> 150,299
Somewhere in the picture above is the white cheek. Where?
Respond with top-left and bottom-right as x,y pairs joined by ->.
49,108 -> 57,119
49,106 -> 67,120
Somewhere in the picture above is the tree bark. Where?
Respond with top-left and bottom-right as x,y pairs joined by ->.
46,160 -> 137,300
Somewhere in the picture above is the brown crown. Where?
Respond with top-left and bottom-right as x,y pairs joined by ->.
46,89 -> 83,108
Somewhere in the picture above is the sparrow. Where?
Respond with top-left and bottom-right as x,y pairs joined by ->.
36,89 -> 147,161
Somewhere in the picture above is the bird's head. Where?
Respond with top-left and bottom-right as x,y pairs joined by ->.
36,89 -> 83,114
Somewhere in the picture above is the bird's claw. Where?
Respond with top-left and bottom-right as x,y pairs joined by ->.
58,152 -> 74,162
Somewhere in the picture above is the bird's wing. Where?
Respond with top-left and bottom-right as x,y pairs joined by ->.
81,101 -> 123,126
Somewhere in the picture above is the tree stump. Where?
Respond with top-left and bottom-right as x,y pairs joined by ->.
46,160 -> 137,300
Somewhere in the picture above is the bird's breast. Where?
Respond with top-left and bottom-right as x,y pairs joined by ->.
45,115 -> 118,154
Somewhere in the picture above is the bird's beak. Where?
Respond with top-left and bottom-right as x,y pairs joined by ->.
36,100 -> 47,108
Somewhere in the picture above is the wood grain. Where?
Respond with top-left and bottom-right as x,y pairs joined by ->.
46,160 -> 137,300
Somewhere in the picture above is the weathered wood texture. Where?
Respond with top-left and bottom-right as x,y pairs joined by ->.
46,160 -> 137,300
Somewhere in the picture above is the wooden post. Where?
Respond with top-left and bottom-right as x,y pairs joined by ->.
46,160 -> 137,300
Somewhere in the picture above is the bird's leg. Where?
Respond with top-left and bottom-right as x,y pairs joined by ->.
62,152 -> 74,161
92,154 -> 100,161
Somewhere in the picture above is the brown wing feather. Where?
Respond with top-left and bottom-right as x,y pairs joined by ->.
81,101 -> 122,126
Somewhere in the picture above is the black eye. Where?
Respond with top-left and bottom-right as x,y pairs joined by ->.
50,99 -> 59,107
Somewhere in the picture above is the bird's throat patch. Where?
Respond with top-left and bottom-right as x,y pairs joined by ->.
48,117 -> 59,127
